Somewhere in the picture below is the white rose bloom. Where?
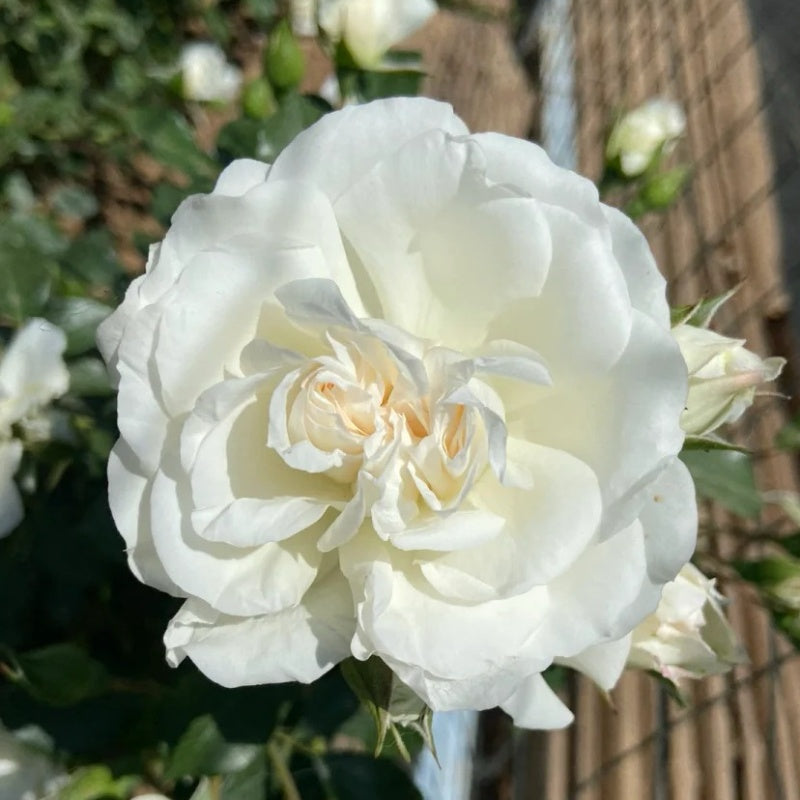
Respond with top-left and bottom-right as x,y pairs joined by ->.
319,0 -> 436,68
606,98 -> 686,178
0,319 -> 69,539
98,98 -> 696,729
0,723 -> 64,800
673,323 -> 784,437
180,42 -> 242,104
628,563 -> 746,684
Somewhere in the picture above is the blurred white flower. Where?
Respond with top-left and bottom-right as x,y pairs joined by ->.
628,563 -> 746,685
180,42 -> 242,103
606,98 -> 686,177
673,323 -> 785,437
291,0 -> 319,36
319,0 -> 436,68
0,723 -> 65,800
0,319 -> 69,538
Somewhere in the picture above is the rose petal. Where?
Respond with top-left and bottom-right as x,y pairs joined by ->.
165,571 -> 355,685
500,673 -> 574,729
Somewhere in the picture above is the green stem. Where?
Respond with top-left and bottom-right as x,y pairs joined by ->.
266,739 -> 302,800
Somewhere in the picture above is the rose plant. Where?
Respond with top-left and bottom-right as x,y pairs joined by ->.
99,97 -> 697,730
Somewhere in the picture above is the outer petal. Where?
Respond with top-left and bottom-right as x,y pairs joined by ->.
149,467 -> 325,617
0,439 -> 23,538
509,310 -> 687,539
500,673 -> 574,730
213,158 -> 270,196
557,634 -> 633,690
640,458 -> 697,584
107,441 -> 182,595
471,133 -> 607,231
342,534 -> 551,710
602,205 -> 670,328
268,97 -> 469,202
530,521 -> 656,660
164,572 -> 355,685
335,130 -> 553,346
487,203 -> 632,375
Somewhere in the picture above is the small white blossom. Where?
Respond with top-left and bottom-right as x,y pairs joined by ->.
0,319 -> 69,539
0,723 -> 65,800
628,564 -> 746,685
290,0 -> 319,36
673,323 -> 785,437
180,42 -> 242,104
319,0 -> 436,68
607,98 -> 686,177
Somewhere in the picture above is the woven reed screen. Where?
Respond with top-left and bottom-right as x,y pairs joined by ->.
411,1 -> 800,796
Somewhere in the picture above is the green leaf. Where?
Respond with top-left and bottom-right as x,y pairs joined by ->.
51,185 -> 99,220
680,449 -> 762,517
218,94 -> 328,163
4,171 -> 35,212
670,284 -> 740,328
733,556 -> 800,587
0,216 -> 65,322
126,108 -> 216,179
340,656 -> 434,760
10,643 -> 110,707
58,765 -> 122,800
338,67 -> 425,103
776,414 -> 800,451
68,356 -> 113,397
682,434 -> 747,453
166,714 -> 263,780
46,297 -> 111,356
61,228 -> 123,287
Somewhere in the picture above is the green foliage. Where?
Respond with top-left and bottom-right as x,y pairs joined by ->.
670,284 -> 740,328
680,449 -> 763,518
5,643 -> 110,707
0,2 -> 434,795
341,656 -> 435,761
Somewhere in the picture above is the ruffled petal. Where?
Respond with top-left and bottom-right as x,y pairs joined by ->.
500,673 -> 574,729
165,571 -> 355,685
268,97 -> 468,202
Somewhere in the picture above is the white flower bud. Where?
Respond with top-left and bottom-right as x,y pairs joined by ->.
606,98 -> 686,177
179,42 -> 242,104
318,0 -> 436,68
0,319 -> 69,539
673,323 -> 785,437
628,564 -> 746,685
